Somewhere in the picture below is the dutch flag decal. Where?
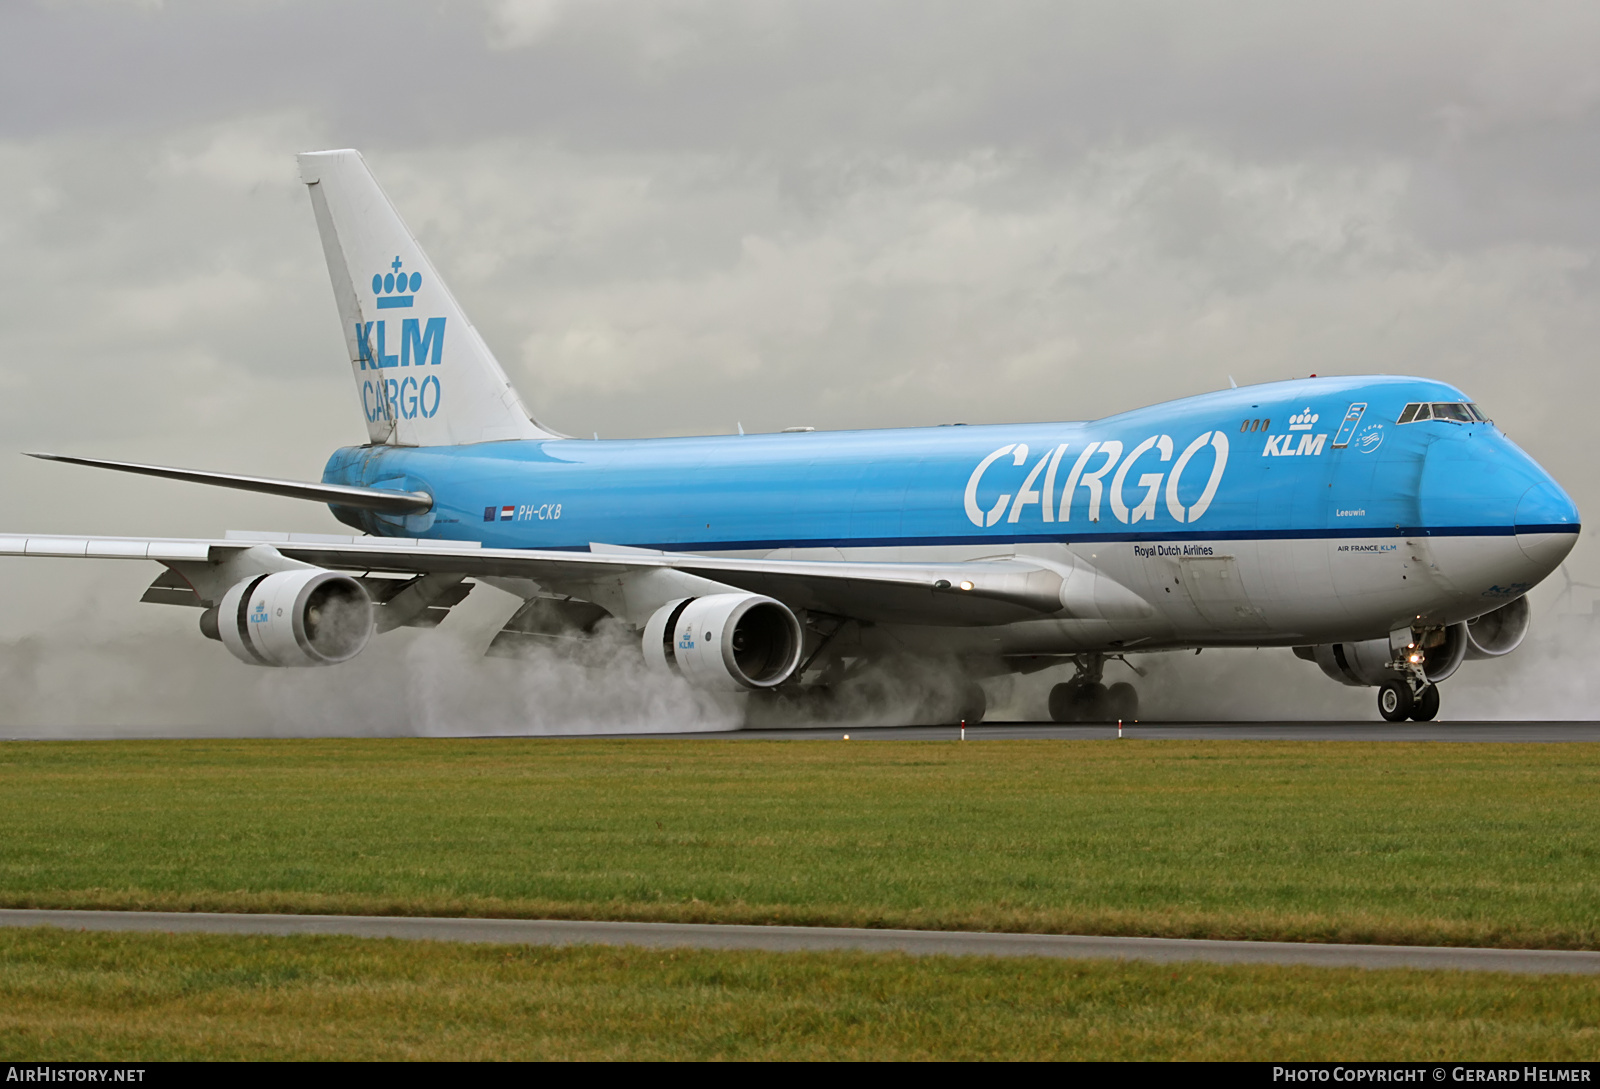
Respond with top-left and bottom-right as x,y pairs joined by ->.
501,505 -> 516,521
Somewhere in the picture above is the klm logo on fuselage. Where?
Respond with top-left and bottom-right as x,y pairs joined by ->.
1262,407 -> 1328,457
357,257 -> 443,423
1262,433 -> 1326,457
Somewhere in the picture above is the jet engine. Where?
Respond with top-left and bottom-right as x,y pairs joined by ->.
201,569 -> 374,667
642,593 -> 804,691
1298,623 -> 1469,687
1464,596 -> 1531,659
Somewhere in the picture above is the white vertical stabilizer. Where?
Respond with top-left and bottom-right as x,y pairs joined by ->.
297,149 -> 554,446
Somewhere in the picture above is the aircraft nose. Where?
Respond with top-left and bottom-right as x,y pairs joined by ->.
1419,433 -> 1578,593
1514,477 -> 1580,570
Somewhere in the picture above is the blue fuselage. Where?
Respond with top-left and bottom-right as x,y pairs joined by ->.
324,375 -> 1575,551
321,375 -> 1579,649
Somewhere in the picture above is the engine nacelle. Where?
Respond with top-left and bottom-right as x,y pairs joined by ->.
1464,596 -> 1531,659
642,594 -> 804,691
1300,623 -> 1468,687
204,570 -> 374,667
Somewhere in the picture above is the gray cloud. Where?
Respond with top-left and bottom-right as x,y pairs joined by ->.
2,0 -> 1598,728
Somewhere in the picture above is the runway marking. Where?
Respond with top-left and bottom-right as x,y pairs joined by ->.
3,910 -> 1597,974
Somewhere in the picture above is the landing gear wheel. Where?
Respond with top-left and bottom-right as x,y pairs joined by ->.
1049,681 -> 1106,722
1047,682 -> 1076,723
1377,680 -> 1414,722
1073,682 -> 1110,722
1106,682 -> 1138,722
1410,684 -> 1440,722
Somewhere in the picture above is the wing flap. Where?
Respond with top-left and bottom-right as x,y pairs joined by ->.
140,568 -> 203,607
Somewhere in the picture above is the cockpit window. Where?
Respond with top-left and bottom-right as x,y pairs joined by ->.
1398,401 -> 1487,425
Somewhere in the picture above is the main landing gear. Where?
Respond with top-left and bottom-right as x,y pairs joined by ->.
1048,653 -> 1139,723
1377,679 -> 1441,722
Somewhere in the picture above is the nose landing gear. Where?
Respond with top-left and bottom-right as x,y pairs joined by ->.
1377,677 -> 1441,722
1377,627 -> 1446,722
1048,654 -> 1140,723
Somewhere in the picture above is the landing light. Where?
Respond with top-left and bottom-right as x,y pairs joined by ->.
959,580 -> 975,592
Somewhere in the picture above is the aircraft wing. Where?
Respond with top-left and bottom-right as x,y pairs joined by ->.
0,532 -> 1151,627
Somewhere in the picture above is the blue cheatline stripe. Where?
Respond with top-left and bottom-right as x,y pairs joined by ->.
376,296 -> 413,309
455,523 -> 1578,555
640,524 -> 1569,551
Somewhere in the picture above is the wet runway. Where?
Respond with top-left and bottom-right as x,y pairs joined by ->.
4,909 -> 1596,974
6,721 -> 1599,743
636,721 -> 1600,742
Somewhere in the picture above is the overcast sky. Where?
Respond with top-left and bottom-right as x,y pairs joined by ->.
2,0 -> 1597,729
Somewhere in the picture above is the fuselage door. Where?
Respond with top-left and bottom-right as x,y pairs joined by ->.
1332,403 -> 1367,449
1178,555 -> 1269,631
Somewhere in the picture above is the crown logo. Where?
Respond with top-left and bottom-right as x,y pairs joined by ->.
1288,407 -> 1319,431
372,256 -> 420,309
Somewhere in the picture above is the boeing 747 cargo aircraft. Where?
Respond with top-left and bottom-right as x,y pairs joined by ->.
4,150 -> 1579,724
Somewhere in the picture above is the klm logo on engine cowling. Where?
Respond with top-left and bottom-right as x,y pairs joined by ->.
964,432 -> 1231,528
356,257 -> 444,423
1262,408 -> 1327,457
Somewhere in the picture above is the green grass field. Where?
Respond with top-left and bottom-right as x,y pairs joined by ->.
2,738 -> 1598,947
4,927 -> 1599,1060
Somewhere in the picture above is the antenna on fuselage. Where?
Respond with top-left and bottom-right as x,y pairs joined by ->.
1228,375 -> 1238,389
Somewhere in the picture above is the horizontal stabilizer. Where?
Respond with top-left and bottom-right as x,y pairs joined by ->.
26,453 -> 432,515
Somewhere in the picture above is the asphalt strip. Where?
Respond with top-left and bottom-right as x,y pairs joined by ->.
2,910 -> 1597,975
